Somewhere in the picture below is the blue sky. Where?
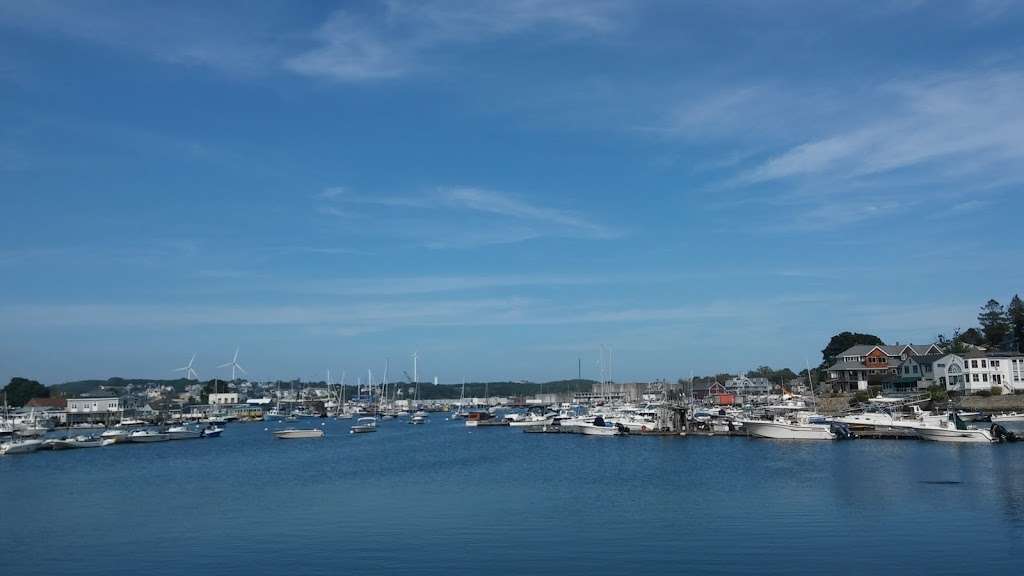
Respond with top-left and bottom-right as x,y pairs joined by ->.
2,1 -> 1023,384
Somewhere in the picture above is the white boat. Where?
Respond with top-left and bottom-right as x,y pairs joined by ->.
577,416 -> 622,436
129,430 -> 170,443
100,429 -> 132,443
350,417 -> 378,434
118,418 -> 147,427
410,411 -> 428,425
911,414 -> 995,443
914,425 -> 994,443
273,428 -> 325,439
201,425 -> 224,438
993,412 -> 1024,423
68,435 -> 105,448
1,438 -> 44,455
508,412 -> 554,427
740,414 -> 837,440
166,426 -> 202,440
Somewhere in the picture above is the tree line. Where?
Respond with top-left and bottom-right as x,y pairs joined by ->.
938,294 -> 1024,353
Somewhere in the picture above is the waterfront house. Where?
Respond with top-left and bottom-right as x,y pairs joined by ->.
724,376 -> 772,395
209,392 -> 240,405
66,397 -> 122,424
896,354 -> 967,392
826,343 -> 942,392
961,352 -> 1024,394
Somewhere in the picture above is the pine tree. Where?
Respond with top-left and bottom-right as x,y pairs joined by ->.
978,299 -> 1010,349
1008,295 -> 1024,353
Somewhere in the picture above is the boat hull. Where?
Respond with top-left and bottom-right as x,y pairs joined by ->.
130,433 -> 170,443
273,429 -> 324,439
1,440 -> 44,454
914,427 -> 993,443
741,421 -> 836,440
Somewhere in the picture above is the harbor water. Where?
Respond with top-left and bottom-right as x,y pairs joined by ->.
2,418 -> 1023,575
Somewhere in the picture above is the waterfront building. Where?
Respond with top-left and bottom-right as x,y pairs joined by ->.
826,343 -> 942,392
66,397 -> 122,424
961,352 -> 1024,393
209,392 -> 240,405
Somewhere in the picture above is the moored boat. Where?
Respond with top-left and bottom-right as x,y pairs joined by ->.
273,428 -> 325,439
350,417 -> 378,434
167,425 -> 202,440
0,438 -> 44,455
129,430 -> 170,443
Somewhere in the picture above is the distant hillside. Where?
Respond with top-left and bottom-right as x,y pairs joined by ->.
47,377 -> 598,399
49,378 -> 195,397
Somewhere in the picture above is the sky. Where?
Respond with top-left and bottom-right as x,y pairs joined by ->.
2,1 -> 1023,385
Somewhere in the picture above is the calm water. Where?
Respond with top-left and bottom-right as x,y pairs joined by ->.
2,418 -> 1023,575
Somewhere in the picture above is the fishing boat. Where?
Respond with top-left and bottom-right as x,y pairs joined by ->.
0,438 -> 44,455
992,412 -> 1024,423
912,413 -> 995,443
507,412 -> 554,427
465,411 -> 499,427
576,416 -> 622,436
350,417 -> 377,434
129,430 -> 170,443
740,416 -> 837,440
273,428 -> 325,439
167,425 -> 202,440
68,435 -> 105,448
100,428 -> 132,443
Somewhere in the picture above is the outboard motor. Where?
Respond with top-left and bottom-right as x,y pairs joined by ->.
830,422 -> 854,440
991,424 -> 1019,443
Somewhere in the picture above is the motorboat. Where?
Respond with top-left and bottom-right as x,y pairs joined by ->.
912,414 -> 995,443
410,411 -> 429,425
465,411 -> 504,427
993,412 -> 1024,423
507,412 -> 554,427
1,438 -> 44,455
167,425 -> 202,440
128,430 -> 170,443
739,411 -> 838,440
100,429 -> 132,443
273,428 -> 325,439
577,416 -> 622,436
117,418 -> 147,427
350,417 -> 378,434
201,425 -> 223,438
68,435 -> 105,448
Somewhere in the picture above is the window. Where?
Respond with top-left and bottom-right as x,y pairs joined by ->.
982,360 -> 988,368
940,377 -> 946,386
973,374 -> 980,382
983,374 -> 989,382
993,360 -> 1000,367
912,365 -> 919,373
971,360 -> 978,368
937,363 -> 945,368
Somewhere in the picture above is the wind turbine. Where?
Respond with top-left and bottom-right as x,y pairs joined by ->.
218,347 -> 246,381
174,353 -> 199,381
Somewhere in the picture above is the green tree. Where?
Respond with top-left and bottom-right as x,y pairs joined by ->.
978,299 -> 1010,348
1007,295 -> 1024,353
2,377 -> 50,407
821,331 -> 884,366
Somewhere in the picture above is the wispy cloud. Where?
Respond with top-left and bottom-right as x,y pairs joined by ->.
316,185 -> 618,247
285,0 -> 623,81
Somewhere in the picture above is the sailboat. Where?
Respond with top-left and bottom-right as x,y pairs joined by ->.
451,379 -> 470,419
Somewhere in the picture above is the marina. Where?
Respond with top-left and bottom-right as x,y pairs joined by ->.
2,413 -> 1023,576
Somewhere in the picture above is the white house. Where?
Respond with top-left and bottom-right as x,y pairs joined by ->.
208,392 -> 240,405
67,397 -> 121,414
962,353 -> 1024,393
724,376 -> 771,395
902,354 -> 967,391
